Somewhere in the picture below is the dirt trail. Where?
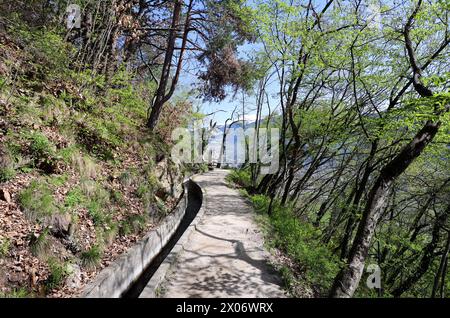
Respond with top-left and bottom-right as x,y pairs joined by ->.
158,169 -> 285,298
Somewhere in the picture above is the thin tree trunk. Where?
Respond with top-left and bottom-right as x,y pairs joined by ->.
329,120 -> 441,297
392,204 -> 449,297
432,231 -> 450,298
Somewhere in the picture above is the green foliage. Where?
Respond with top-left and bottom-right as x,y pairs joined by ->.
118,170 -> 134,187
0,237 -> 11,258
81,245 -> 102,269
270,207 -> 340,292
45,258 -> 69,291
135,170 -> 159,210
87,200 -> 109,226
0,167 -> 16,183
65,181 -> 115,228
119,214 -> 148,237
29,228 -> 51,258
226,168 -> 252,188
64,187 -> 85,208
19,180 -> 58,220
110,189 -> 125,207
22,131 -> 59,173
47,174 -> 68,187
0,287 -> 30,298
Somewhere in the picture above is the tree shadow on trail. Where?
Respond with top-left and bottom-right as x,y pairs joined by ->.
177,228 -> 283,297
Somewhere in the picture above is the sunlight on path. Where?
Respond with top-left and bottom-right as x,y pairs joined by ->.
158,169 -> 285,298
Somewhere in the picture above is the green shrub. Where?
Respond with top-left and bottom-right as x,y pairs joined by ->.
118,219 -> 132,237
47,174 -> 68,187
29,132 -> 52,156
119,214 -> 148,236
0,147 -> 18,182
87,201 -> 108,226
270,208 -> 340,292
23,131 -> 59,173
136,184 -> 149,198
110,189 -> 125,206
226,169 -> 252,188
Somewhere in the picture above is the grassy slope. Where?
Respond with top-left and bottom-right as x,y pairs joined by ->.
0,27 -> 198,297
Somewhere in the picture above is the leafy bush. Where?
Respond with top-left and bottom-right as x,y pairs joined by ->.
24,131 -> 59,173
270,208 -> 340,292
226,168 -> 252,188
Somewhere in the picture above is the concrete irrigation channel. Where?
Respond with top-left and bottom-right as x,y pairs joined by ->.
81,176 -> 204,298
122,178 -> 203,298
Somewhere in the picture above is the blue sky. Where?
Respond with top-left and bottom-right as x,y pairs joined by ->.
178,42 -> 273,125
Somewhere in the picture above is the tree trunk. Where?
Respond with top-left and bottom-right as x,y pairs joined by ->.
432,231 -> 450,298
330,120 -> 440,297
147,0 -> 182,130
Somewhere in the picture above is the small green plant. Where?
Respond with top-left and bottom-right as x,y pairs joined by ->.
45,258 -> 69,291
23,131 -> 58,173
279,265 -> 295,292
118,219 -> 132,237
119,214 -> 148,236
0,167 -> 16,182
110,189 -> 125,206
0,237 -> 11,257
87,200 -> 107,226
19,180 -> 58,220
29,228 -> 51,258
28,132 -> 52,156
0,147 -> 17,182
118,170 -> 133,187
81,245 -> 102,269
47,174 -> 68,187
136,184 -> 149,198
64,187 -> 85,208
128,214 -> 148,233
0,287 -> 30,298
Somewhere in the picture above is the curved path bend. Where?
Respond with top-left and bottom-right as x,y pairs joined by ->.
157,169 -> 285,298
